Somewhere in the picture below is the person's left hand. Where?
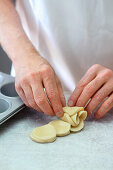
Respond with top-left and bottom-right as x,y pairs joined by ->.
68,64 -> 113,119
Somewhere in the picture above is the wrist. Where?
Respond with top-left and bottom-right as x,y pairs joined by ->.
12,36 -> 41,69
13,52 -> 41,72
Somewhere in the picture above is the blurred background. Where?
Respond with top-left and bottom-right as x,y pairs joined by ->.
0,0 -> 15,74
0,47 -> 11,74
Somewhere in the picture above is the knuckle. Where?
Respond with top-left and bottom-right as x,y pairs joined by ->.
93,93 -> 102,103
28,72 -> 40,83
28,72 -> 36,80
105,99 -> 113,108
41,65 -> 53,77
91,64 -> 101,70
77,82 -> 86,89
100,69 -> 113,79
84,84 -> 94,94
21,77 -> 27,85
36,97 -> 45,105
28,100 -> 36,108
49,91 -> 57,101
104,69 -> 113,77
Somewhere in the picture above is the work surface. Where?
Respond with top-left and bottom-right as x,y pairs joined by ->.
0,105 -> 113,170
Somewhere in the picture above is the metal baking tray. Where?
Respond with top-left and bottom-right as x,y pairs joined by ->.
0,72 -> 25,125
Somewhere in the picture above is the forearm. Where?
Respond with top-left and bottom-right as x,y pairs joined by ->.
0,0 -> 40,68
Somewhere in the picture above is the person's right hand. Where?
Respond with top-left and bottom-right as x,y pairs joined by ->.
14,53 -> 65,117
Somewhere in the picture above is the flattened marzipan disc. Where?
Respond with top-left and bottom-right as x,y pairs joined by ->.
78,111 -> 87,120
63,107 -> 84,116
49,120 -> 71,136
61,113 -> 76,126
70,120 -> 84,132
30,124 -> 56,143
30,133 -> 56,143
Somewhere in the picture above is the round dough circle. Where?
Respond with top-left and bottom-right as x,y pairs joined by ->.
30,124 -> 56,143
49,120 -> 70,136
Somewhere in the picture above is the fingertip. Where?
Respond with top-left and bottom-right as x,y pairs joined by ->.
56,112 -> 64,118
68,100 -> 74,107
50,110 -> 56,116
51,114 -> 55,117
47,112 -> 55,117
45,108 -> 55,116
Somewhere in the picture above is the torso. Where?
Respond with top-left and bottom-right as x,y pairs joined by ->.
14,0 -> 113,92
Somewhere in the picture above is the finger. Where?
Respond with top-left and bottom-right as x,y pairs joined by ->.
75,75 -> 106,107
21,82 -> 42,112
56,76 -> 66,107
31,77 -> 55,116
86,81 -> 113,116
15,84 -> 30,107
94,93 -> 113,119
68,65 -> 97,106
43,73 -> 64,117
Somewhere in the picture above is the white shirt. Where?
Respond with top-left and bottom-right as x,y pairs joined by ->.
11,0 -> 113,93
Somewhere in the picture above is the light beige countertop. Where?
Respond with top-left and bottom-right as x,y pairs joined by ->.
0,106 -> 113,170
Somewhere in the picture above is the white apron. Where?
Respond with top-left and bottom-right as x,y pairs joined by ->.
11,0 -> 113,93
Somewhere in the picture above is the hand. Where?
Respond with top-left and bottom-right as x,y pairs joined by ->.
68,64 -> 113,119
14,54 -> 65,117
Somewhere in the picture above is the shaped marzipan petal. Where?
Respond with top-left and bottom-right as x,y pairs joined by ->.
71,113 -> 80,126
63,107 -> 84,116
78,111 -> 87,120
61,113 -> 76,126
70,120 -> 84,132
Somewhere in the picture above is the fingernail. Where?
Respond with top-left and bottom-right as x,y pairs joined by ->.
68,100 -> 74,106
56,112 -> 64,117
